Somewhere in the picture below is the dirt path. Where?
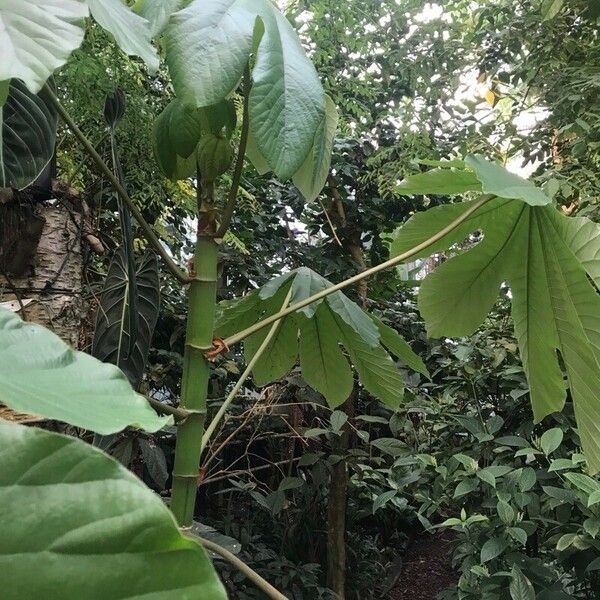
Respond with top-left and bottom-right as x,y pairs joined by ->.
388,532 -> 456,600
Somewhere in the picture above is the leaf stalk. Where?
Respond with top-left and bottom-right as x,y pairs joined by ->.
223,197 -> 490,347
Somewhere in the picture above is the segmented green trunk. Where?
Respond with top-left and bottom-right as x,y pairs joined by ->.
170,236 -> 218,526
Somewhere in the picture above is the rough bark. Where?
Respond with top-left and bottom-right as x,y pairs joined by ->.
0,203 -> 84,347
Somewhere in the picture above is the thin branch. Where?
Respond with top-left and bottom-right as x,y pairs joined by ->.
216,65 -> 251,238
189,534 -> 289,600
201,287 -> 293,452
146,397 -> 190,422
223,196 -> 491,347
318,197 -> 343,247
44,85 -> 191,284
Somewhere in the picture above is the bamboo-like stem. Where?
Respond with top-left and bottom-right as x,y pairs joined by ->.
189,534 -> 289,600
224,197 -> 490,347
201,287 -> 293,453
45,85 -> 191,284
170,235 -> 219,525
216,65 -> 251,239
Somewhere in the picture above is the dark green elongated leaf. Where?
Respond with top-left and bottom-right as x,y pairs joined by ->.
0,0 -> 87,92
92,249 -> 160,388
292,94 -> 338,201
106,98 -> 139,362
87,0 -> 158,72
372,317 -> 430,378
1,79 -> 57,189
0,307 -> 168,433
391,163 -> 600,471
465,155 -> 550,206
298,306 -> 353,408
0,422 -> 226,599
138,437 -> 168,488
395,168 -> 482,196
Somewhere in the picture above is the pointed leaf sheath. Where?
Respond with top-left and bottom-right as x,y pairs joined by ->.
0,308 -> 169,434
0,422 -> 226,600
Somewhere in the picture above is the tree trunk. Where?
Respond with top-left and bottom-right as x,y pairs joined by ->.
0,203 -> 84,347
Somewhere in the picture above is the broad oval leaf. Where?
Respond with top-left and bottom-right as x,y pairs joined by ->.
0,307 -> 169,434
166,0 -> 325,180
87,0 -> 159,72
0,421 -> 226,599
0,79 -> 57,189
0,0 -> 88,93
165,0 -> 258,107
395,168 -> 482,196
249,3 -> 325,179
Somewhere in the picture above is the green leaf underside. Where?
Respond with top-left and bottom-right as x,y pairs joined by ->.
0,0 -> 88,93
92,249 -> 160,388
396,168 -> 482,196
372,317 -> 430,378
395,155 -> 550,207
292,94 -> 338,201
1,79 -> 57,189
0,422 -> 226,600
392,195 -> 600,472
216,268 -> 416,409
166,0 -> 325,180
0,308 -> 169,434
133,0 -> 185,37
87,0 -> 158,72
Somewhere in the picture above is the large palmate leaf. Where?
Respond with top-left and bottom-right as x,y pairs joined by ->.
0,422 -> 226,599
0,79 -> 57,189
92,249 -> 160,388
391,158 -> 600,471
0,0 -> 88,93
87,0 -> 158,72
215,267 -> 425,409
293,95 -> 339,202
0,308 -> 169,433
165,0 -> 326,180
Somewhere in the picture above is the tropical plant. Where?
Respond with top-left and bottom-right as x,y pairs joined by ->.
3,1 -> 600,598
